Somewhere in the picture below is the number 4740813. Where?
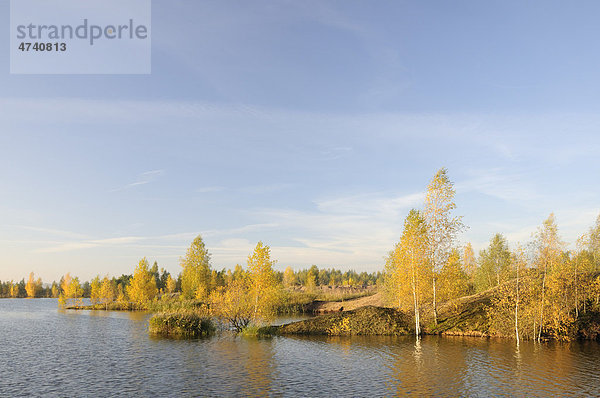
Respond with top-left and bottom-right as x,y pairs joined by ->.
18,42 -> 67,51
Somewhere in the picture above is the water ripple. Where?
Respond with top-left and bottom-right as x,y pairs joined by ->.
1,299 -> 600,397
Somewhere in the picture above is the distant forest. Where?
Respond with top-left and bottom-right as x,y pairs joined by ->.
0,265 -> 383,299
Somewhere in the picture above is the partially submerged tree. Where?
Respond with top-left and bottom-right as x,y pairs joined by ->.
385,209 -> 430,336
210,278 -> 253,333
487,245 -> 535,342
58,273 -> 83,307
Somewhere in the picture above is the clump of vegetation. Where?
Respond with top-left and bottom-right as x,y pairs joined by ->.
240,324 -> 277,337
148,310 -> 214,338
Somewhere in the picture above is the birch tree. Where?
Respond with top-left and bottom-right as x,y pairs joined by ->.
438,249 -> 470,304
389,209 -> 430,336
534,213 -> 564,341
58,273 -> 83,307
210,278 -> 253,332
423,168 -> 464,324
127,258 -> 158,308
513,245 -> 526,346
180,235 -> 212,300
476,234 -> 512,291
25,272 -> 42,298
90,276 -> 101,305
165,274 -> 177,294
10,281 -> 19,298
247,241 -> 281,323
283,266 -> 295,287
463,243 -> 477,283
99,276 -> 116,309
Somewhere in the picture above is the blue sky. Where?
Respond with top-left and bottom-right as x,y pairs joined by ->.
1,1 -> 600,282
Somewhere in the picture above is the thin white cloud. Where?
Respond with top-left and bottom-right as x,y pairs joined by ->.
457,168 -> 539,203
14,225 -> 89,240
36,236 -> 144,253
315,191 -> 424,216
38,242 -> 99,253
110,170 -> 165,192
31,223 -> 278,254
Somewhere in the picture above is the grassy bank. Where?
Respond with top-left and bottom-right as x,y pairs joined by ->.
262,306 -> 412,336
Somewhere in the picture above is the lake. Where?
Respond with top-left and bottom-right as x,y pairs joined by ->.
1,299 -> 599,397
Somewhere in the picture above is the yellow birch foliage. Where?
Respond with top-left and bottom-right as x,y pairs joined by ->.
534,213 -> 564,340
90,276 -> 101,305
438,249 -> 470,304
423,168 -> 464,324
10,281 -> 19,298
463,243 -> 477,280
58,273 -> 83,307
51,283 -> 59,298
99,276 -> 116,309
127,257 -> 158,307
384,243 -> 411,309
210,278 -> 254,332
116,284 -> 127,303
384,209 -> 430,334
25,272 -> 42,298
283,266 -> 295,287
180,235 -> 212,300
247,241 -> 281,323
165,274 -> 176,294
488,248 -> 539,340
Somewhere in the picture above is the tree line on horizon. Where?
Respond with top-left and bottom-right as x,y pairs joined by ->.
0,257 -> 382,303
385,168 -> 600,342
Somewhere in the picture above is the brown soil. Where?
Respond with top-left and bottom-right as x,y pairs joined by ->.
308,292 -> 387,313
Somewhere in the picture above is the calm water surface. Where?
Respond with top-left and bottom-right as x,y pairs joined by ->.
1,299 -> 599,397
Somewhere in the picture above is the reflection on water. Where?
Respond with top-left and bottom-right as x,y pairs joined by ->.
1,299 -> 600,397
